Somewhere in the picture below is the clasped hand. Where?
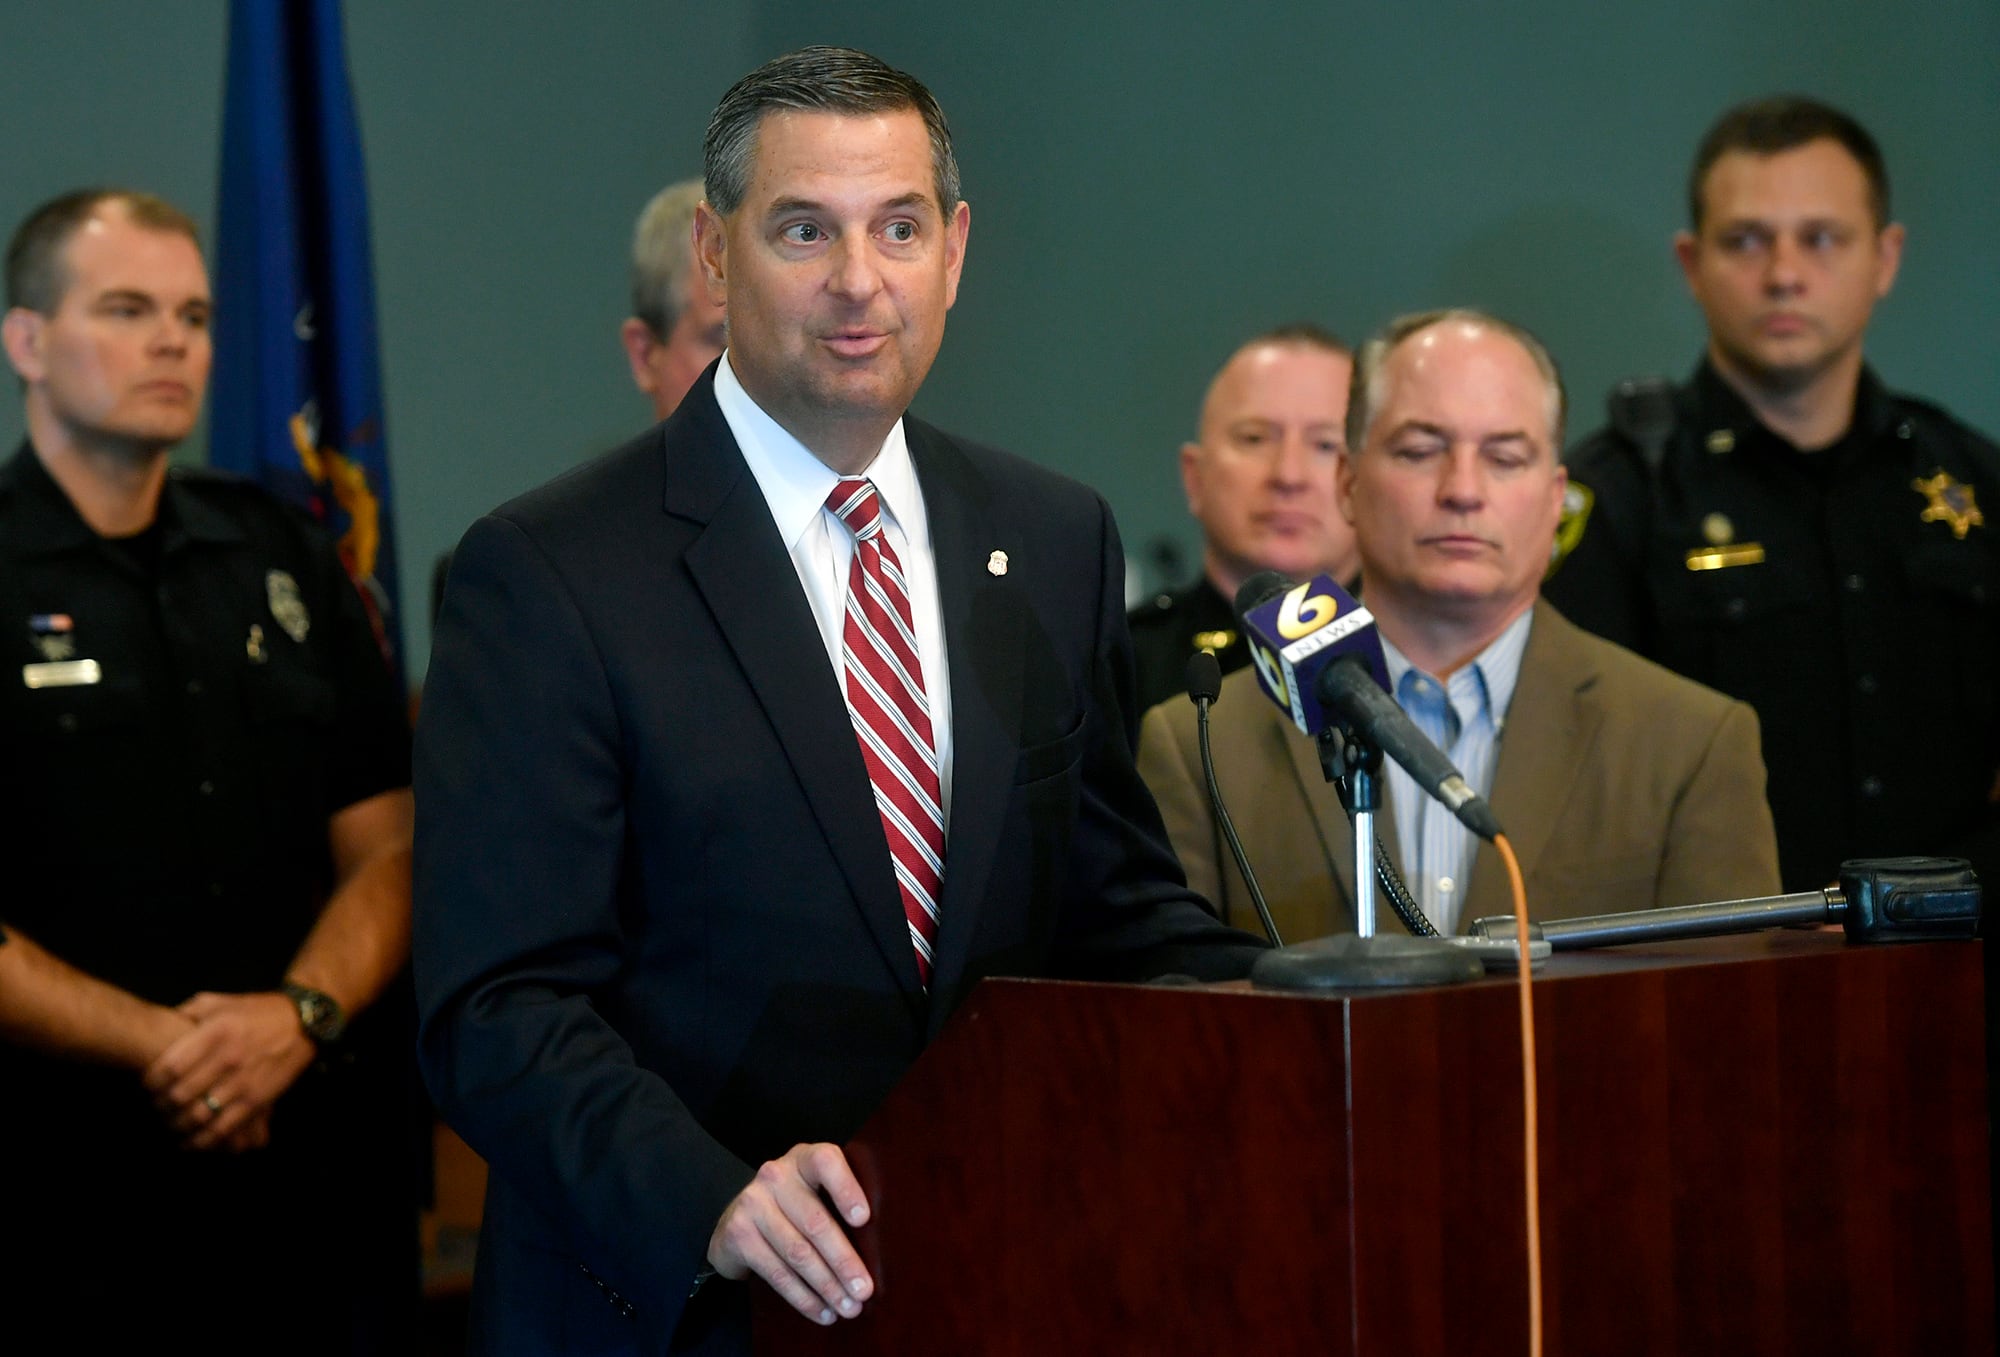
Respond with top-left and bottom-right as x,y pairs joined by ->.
141,991 -> 314,1152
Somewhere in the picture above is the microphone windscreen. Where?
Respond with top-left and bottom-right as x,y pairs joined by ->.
1233,571 -> 1294,627
1183,649 -> 1223,704
1236,573 -> 1393,735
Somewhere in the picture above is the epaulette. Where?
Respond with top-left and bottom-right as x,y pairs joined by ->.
169,464 -> 329,540
1127,589 -> 1182,628
1546,375 -> 1680,578
1605,375 -> 1679,477
1893,392 -> 2000,450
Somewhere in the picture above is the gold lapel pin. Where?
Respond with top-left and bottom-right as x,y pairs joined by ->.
987,550 -> 1008,577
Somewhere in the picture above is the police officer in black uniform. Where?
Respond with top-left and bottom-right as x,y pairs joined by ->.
1129,324 -> 1360,711
0,190 -> 417,1352
1547,97 -> 2000,896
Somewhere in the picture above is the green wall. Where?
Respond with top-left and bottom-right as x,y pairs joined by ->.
4,3 -> 1995,678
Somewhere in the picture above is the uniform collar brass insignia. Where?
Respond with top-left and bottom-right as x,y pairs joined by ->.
1192,628 -> 1237,654
266,569 -> 311,643
1911,470 -> 1984,540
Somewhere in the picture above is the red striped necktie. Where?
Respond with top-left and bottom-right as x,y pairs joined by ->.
826,476 -> 945,989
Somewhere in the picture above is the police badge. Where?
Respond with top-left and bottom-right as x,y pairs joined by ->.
1911,470 -> 1984,541
266,569 -> 311,643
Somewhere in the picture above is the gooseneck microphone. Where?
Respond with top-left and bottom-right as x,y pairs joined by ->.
1233,573 -> 1504,843
1185,651 -> 1283,948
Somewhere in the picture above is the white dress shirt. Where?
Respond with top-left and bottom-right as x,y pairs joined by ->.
712,353 -> 955,829
1379,606 -> 1533,934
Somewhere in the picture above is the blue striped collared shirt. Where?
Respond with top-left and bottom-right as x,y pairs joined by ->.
1379,607 -> 1534,934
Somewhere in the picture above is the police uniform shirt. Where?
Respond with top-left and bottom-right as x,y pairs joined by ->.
1,438 -> 415,1180
1,441 -> 418,1342
1128,576 -> 1248,715
1,442 -> 411,1003
1547,360 -> 2000,893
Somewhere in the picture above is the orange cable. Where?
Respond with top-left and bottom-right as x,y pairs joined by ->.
1494,832 -> 1542,1357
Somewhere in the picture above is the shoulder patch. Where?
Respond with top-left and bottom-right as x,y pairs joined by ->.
1547,481 -> 1594,576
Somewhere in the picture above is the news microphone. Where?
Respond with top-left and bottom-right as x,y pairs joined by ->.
1185,651 -> 1283,948
1235,573 -> 1504,843
1232,572 -> 1392,734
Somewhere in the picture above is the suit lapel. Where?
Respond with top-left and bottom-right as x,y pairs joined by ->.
669,381 -> 924,1004
905,422 -> 1025,997
1466,605 -> 1600,922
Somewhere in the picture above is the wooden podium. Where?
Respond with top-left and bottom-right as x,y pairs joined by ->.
755,932 -> 1991,1355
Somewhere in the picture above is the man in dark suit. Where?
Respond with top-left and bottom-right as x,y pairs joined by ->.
414,46 -> 1260,1355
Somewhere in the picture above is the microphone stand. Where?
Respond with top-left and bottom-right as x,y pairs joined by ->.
1338,729 -> 1381,941
1250,722 -> 1494,992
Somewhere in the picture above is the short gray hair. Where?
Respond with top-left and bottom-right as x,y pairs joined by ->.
1347,308 -> 1567,454
703,46 -> 960,218
629,178 -> 705,338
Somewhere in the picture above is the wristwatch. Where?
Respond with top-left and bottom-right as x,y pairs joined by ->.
281,980 -> 348,1049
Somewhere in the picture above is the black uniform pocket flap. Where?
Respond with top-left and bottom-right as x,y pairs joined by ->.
13,669 -> 148,736
1650,549 -> 1817,625
1904,536 -> 1994,607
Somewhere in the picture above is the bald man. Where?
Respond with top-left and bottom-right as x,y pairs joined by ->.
1129,324 -> 1358,711
1140,309 -> 1778,941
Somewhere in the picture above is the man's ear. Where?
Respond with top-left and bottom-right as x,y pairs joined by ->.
1333,448 -> 1359,524
1672,229 -> 1701,295
693,200 -> 728,297
2,307 -> 45,384
1545,462 -> 1569,531
619,317 -> 660,399
1178,441 -> 1204,516
1873,221 -> 1906,300
942,199 -> 971,310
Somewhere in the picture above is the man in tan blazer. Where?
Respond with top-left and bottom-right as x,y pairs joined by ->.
1138,309 -> 1780,942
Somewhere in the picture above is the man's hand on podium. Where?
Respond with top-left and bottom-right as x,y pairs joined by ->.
708,1141 -> 875,1325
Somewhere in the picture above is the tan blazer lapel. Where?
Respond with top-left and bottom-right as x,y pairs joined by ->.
1465,605 -> 1602,924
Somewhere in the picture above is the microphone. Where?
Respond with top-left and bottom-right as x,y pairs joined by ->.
1234,573 -> 1504,843
1185,651 -> 1282,948
1184,648 -> 1223,705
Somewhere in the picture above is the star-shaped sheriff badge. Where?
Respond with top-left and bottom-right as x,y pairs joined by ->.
1912,470 -> 1985,540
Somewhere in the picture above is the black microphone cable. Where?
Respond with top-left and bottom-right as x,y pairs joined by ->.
1372,833 -> 1439,938
1185,651 -> 1283,948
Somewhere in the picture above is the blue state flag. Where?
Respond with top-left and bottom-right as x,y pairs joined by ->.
211,0 -> 403,681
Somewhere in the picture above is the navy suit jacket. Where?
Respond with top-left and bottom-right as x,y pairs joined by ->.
413,373 -> 1261,1353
